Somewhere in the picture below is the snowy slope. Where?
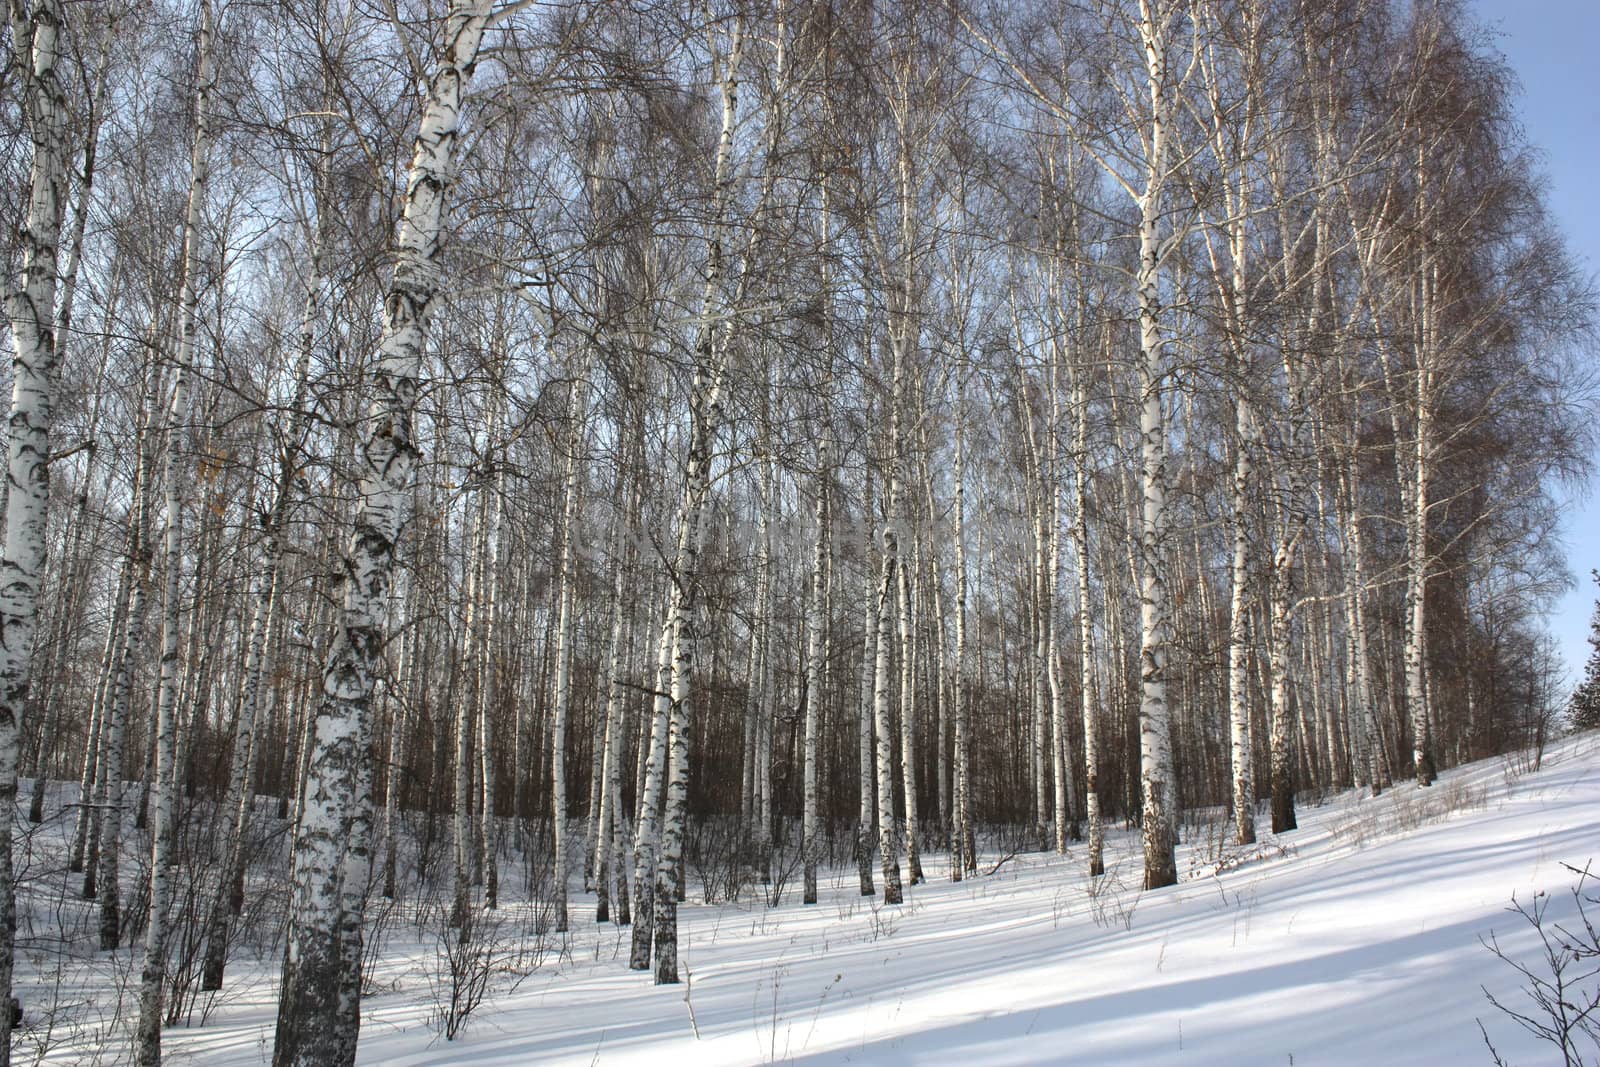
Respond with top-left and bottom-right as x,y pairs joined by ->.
50,734 -> 1600,1065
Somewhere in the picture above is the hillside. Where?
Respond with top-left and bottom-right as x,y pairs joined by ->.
52,733 -> 1584,1066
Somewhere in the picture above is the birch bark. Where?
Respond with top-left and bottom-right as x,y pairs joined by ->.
476,416 -> 505,910
951,386 -> 972,880
897,531 -> 922,884
1134,0 -> 1178,891
593,474 -> 634,923
136,4 -> 216,1056
1405,236 -> 1436,787
1072,362 -> 1103,875
856,525 -> 878,896
871,524 -> 903,905
628,610 -> 673,970
651,12 -> 755,984
0,0 -> 71,1050
802,446 -> 828,905
451,478 -> 486,926
274,4 -> 492,1061
549,377 -> 585,932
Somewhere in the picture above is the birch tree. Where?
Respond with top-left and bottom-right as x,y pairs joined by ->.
134,4 -> 216,1057
0,0 -> 72,1052
649,11 -> 748,983
1124,0 -> 1189,889
274,3 -> 494,1061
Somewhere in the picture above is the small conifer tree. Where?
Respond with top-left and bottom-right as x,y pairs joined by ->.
1569,571 -> 1600,731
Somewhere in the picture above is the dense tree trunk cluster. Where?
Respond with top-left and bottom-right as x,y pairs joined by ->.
0,0 -> 1590,1060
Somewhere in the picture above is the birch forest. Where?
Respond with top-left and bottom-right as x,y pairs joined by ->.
0,0 -> 1594,1062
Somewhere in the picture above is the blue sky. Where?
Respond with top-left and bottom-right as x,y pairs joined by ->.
1469,0 -> 1600,688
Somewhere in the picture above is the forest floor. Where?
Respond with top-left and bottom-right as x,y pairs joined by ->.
23,731 -> 1600,1065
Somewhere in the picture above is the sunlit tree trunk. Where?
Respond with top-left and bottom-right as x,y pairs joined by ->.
651,377 -> 723,981
629,611 -> 673,970
274,4 -> 492,1062
749,462 -> 774,885
1404,222 -> 1436,787
1030,496 -> 1050,853
451,479 -> 485,927
856,519 -> 878,897
652,12 -> 753,985
1045,363 -> 1076,850
136,3 -> 216,1056
1072,362 -> 1103,876
951,382 -> 973,880
549,379 -> 585,933
28,32 -> 112,828
1228,399 -> 1258,844
476,412 -> 505,910
1340,455 -> 1382,795
593,471 -> 635,923
1134,0 -> 1178,891
871,521 -> 904,905
802,445 -> 828,905
0,1 -> 72,1051
897,529 -> 923,885
382,568 -> 417,899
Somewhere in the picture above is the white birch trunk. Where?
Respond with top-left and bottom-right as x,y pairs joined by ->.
95,552 -> 148,945
628,610 -> 673,970
802,448 -> 827,905
1266,328 -> 1318,832
871,529 -> 903,905
1038,340 -> 1075,852
652,393 -> 723,980
136,4 -> 215,1055
1031,507 -> 1050,852
1228,399 -> 1257,845
856,537 -> 878,896
1072,367 -> 1103,876
593,484 -> 632,923
740,626 -> 757,855
951,525 -> 971,871
549,380 -> 584,933
1048,470 -> 1074,851
25,23 -> 114,829
917,433 -> 949,847
383,568 -> 416,899
750,473 -> 773,884
0,1 -> 71,1050
897,533 -> 922,885
1134,0 -> 1177,890
1405,356 -> 1434,786
477,427 -> 504,910
651,13 -> 751,984
951,379 -> 973,880
1343,457 -> 1382,794
332,663 -> 378,1067
1266,553 -> 1301,832
451,487 -> 485,927
274,5 -> 491,1062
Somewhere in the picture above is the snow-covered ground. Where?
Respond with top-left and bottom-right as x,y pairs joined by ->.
30,733 -> 1600,1065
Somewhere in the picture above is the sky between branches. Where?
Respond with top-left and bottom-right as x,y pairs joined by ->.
1471,0 -> 1600,689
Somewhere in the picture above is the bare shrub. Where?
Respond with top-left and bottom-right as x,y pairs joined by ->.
1479,861 -> 1600,1066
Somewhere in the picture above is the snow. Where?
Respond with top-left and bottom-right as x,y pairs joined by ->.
29,733 -> 1600,1065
